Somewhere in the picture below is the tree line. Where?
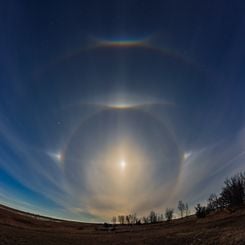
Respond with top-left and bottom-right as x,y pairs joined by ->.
111,201 -> 189,224
111,171 -> 245,224
195,171 -> 245,218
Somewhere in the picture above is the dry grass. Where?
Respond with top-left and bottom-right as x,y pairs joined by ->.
0,204 -> 245,244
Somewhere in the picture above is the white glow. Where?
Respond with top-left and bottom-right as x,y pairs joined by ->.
96,93 -> 160,110
183,152 -> 192,160
108,102 -> 133,109
56,153 -> 62,161
48,152 -> 63,162
120,160 -> 126,170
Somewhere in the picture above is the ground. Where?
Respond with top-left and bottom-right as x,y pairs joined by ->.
0,204 -> 245,244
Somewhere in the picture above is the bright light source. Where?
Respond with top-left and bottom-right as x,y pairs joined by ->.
183,152 -> 192,160
120,160 -> 126,170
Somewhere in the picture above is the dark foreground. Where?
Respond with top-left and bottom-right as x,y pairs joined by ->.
0,205 -> 245,245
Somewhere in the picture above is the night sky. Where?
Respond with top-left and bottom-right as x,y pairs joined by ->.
0,0 -> 245,222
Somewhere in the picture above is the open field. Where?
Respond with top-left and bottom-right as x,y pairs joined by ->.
0,204 -> 245,245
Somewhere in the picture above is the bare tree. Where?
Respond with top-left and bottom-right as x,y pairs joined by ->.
160,213 -> 164,222
118,215 -> 125,224
185,203 -> 189,216
207,193 -> 219,211
195,204 -> 207,218
112,216 -> 117,224
125,214 -> 136,225
142,216 -> 148,224
121,215 -> 125,224
157,213 -> 164,222
128,214 -> 133,224
131,213 -> 137,224
149,211 -> 157,223
126,215 -> 130,225
165,208 -> 174,221
178,200 -> 185,218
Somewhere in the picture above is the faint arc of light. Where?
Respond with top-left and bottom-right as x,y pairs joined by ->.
34,35 -> 195,78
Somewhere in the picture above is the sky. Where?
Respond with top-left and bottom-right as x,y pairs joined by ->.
0,0 -> 245,222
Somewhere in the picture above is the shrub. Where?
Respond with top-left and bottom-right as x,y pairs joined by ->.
195,204 -> 207,218
220,172 -> 245,208
178,200 -> 185,218
165,208 -> 174,221
149,211 -> 157,223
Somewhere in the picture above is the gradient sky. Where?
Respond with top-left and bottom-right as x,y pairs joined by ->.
0,0 -> 245,222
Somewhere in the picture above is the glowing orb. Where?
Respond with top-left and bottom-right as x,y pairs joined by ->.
119,160 -> 126,170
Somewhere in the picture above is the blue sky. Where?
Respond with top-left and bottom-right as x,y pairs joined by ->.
0,0 -> 245,222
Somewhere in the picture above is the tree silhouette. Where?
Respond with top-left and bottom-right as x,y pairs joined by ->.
149,211 -> 157,223
195,204 -> 207,218
113,172 -> 245,223
118,215 -> 125,224
177,200 -> 185,218
111,216 -> 116,224
185,203 -> 189,216
142,216 -> 148,224
220,172 -> 245,208
165,208 -> 174,221
207,193 -> 219,211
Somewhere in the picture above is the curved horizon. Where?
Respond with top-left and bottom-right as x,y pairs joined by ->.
0,0 -> 245,223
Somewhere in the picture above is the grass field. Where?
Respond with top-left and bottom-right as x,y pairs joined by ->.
0,204 -> 245,244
